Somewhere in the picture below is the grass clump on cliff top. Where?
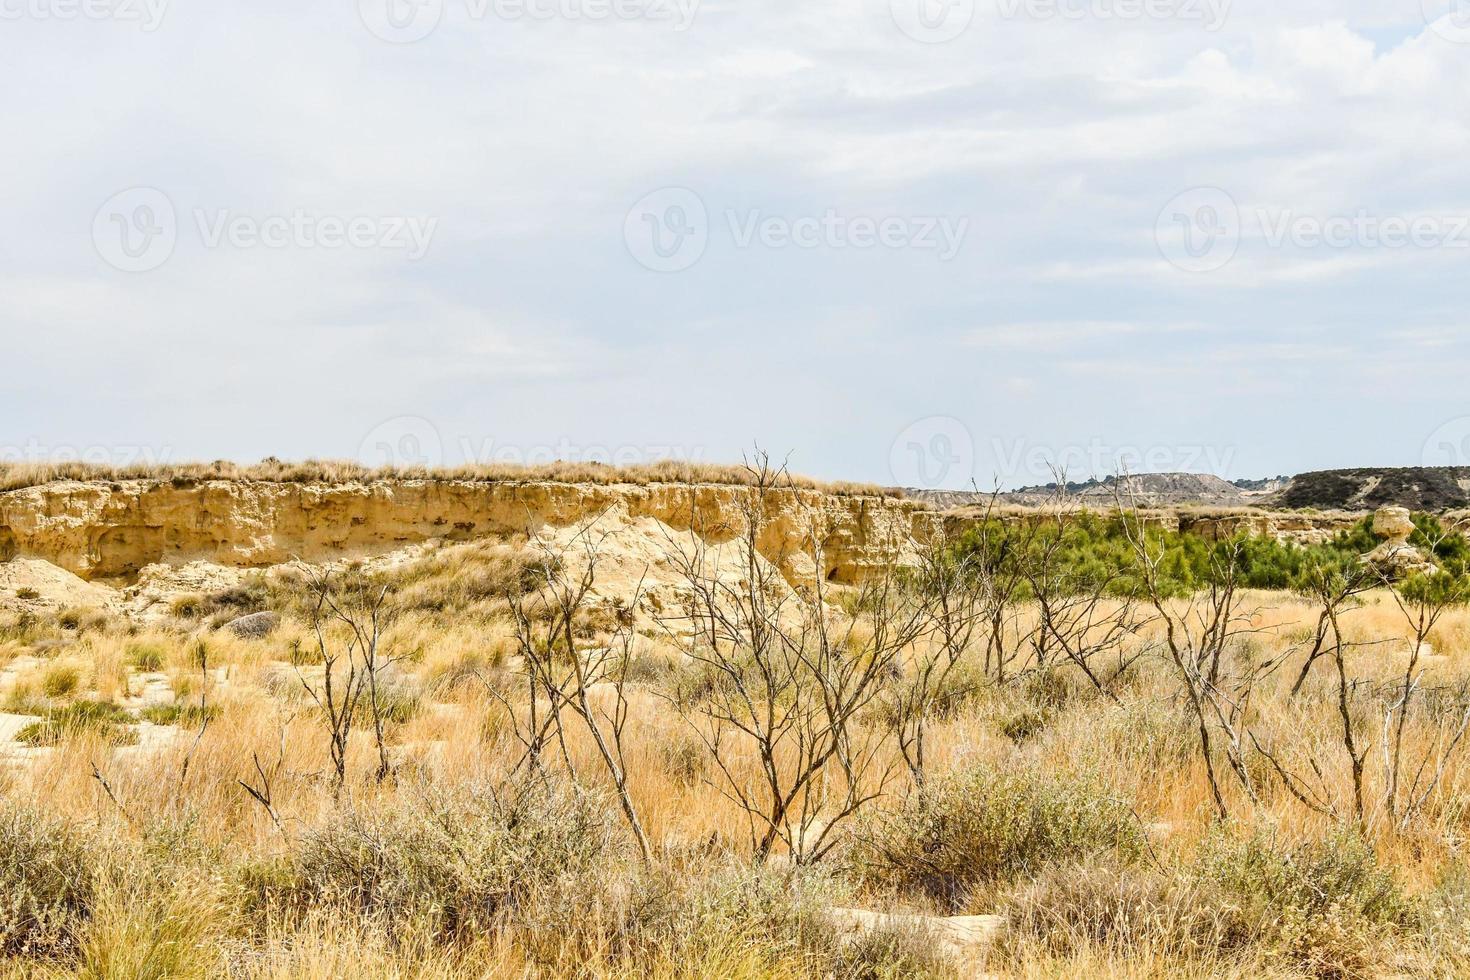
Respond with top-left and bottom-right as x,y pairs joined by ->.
0,458 -> 899,497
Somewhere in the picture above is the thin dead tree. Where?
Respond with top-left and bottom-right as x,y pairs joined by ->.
886,524 -> 984,786
238,706 -> 297,835
176,638 -> 212,794
658,453 -> 929,863
1374,529 -> 1470,830
1117,493 -> 1282,821
297,567 -> 397,791
1269,557 -> 1377,827
498,520 -> 654,863
1022,501 -> 1150,700
962,496 -> 1032,685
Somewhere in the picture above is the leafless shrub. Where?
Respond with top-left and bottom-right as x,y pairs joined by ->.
657,454 -> 928,863
295,568 -> 399,791
493,521 -> 653,861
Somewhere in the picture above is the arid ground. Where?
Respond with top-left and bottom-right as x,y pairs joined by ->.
3,463 -> 1470,979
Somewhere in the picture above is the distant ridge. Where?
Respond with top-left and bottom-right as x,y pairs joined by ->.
910,468 -> 1470,513
1267,468 -> 1470,512
910,472 -> 1259,509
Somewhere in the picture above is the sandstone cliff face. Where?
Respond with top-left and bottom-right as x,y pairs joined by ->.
0,480 -> 1378,598
1175,511 -> 1363,546
0,480 -> 932,586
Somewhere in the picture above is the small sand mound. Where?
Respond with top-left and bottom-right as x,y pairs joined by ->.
0,558 -> 120,612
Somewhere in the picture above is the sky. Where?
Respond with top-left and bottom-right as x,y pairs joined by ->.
3,0 -> 1470,490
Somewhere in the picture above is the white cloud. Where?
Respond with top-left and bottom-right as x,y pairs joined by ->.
0,1 -> 1466,481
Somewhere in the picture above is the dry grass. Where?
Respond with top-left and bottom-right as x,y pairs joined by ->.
4,542 -> 1470,976
0,459 -> 897,497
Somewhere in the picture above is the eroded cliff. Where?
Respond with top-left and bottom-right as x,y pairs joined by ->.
0,479 -> 932,587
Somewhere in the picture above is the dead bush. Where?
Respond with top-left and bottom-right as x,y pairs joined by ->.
240,781 -> 619,944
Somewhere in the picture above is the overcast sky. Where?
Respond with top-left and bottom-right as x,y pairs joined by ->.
4,0 -> 1469,489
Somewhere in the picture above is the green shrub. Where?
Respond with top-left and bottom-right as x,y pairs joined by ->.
16,700 -> 136,747
126,643 -> 166,672
140,702 -> 220,728
1023,668 -> 1072,709
41,663 -> 81,698
0,806 -> 94,958
999,706 -> 1050,742
14,587 -> 39,601
852,764 -> 1145,911
1197,830 -> 1418,978
350,676 -> 423,727
948,511 -> 1443,601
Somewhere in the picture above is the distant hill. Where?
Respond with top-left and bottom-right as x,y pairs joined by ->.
909,469 -> 1470,513
910,472 -> 1252,509
1267,468 -> 1470,512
